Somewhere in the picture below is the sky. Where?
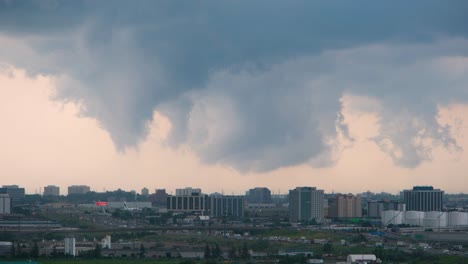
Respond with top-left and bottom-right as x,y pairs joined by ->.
1,1 -> 468,195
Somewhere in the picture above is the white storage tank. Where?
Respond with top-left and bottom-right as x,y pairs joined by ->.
404,211 -> 424,226
423,211 -> 447,228
448,211 -> 468,227
382,210 -> 403,226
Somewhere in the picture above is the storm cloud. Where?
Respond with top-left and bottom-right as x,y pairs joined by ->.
1,0 -> 468,171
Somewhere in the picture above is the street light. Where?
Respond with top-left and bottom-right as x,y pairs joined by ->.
307,201 -> 311,238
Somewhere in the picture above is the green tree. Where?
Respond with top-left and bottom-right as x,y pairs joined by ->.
93,244 -> 102,258
204,244 -> 211,259
10,242 -> 15,257
30,242 -> 39,258
228,246 -> 237,259
139,243 -> 146,258
323,243 -> 333,253
52,245 -> 57,257
240,242 -> 250,259
212,243 -> 221,258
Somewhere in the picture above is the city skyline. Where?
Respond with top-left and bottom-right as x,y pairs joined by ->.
1,1 -> 468,195
3,183 -> 461,197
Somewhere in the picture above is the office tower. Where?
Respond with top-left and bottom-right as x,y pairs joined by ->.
367,200 -> 406,218
245,187 -> 272,204
67,185 -> 91,195
0,194 -> 11,214
208,194 -> 245,218
176,187 -> 202,196
167,189 -> 208,213
43,185 -> 60,196
141,187 -> 149,196
328,193 -> 362,218
64,237 -> 76,256
289,187 -> 324,223
0,185 -> 25,205
167,191 -> 245,218
403,186 -> 444,212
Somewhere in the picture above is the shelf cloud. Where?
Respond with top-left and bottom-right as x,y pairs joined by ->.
1,0 -> 467,171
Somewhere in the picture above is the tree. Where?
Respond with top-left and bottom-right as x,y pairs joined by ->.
228,246 -> 237,259
204,244 -> 211,259
323,243 -> 333,253
16,242 -> 22,257
30,242 -> 39,258
240,242 -> 250,259
93,244 -> 101,258
212,243 -> 221,259
52,245 -> 57,257
139,243 -> 146,258
10,242 -> 15,257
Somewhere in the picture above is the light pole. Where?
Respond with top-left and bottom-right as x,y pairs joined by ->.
437,211 -> 444,248
307,201 -> 310,238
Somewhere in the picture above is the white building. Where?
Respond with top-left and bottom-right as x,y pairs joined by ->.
347,254 -> 378,263
64,237 -> 76,256
101,235 -> 111,249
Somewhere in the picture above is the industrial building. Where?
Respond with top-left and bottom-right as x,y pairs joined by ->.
367,200 -> 405,218
382,210 -> 468,228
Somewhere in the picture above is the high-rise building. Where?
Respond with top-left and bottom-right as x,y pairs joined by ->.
68,185 -> 90,195
367,200 -> 405,218
141,187 -> 149,196
403,186 -> 444,212
245,187 -> 272,204
289,187 -> 324,223
0,185 -> 25,206
43,185 -> 60,196
0,194 -> 11,214
328,193 -> 362,218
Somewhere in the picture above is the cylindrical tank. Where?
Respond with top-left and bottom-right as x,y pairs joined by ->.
448,211 -> 468,227
404,211 -> 424,226
423,211 -> 447,227
382,210 -> 403,226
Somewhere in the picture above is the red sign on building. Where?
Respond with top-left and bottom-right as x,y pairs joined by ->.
96,201 -> 108,206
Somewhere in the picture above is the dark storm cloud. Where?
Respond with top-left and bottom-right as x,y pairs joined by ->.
0,0 -> 468,171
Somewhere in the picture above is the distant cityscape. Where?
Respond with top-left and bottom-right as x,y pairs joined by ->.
1,184 -> 468,221
1,184 -> 468,262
